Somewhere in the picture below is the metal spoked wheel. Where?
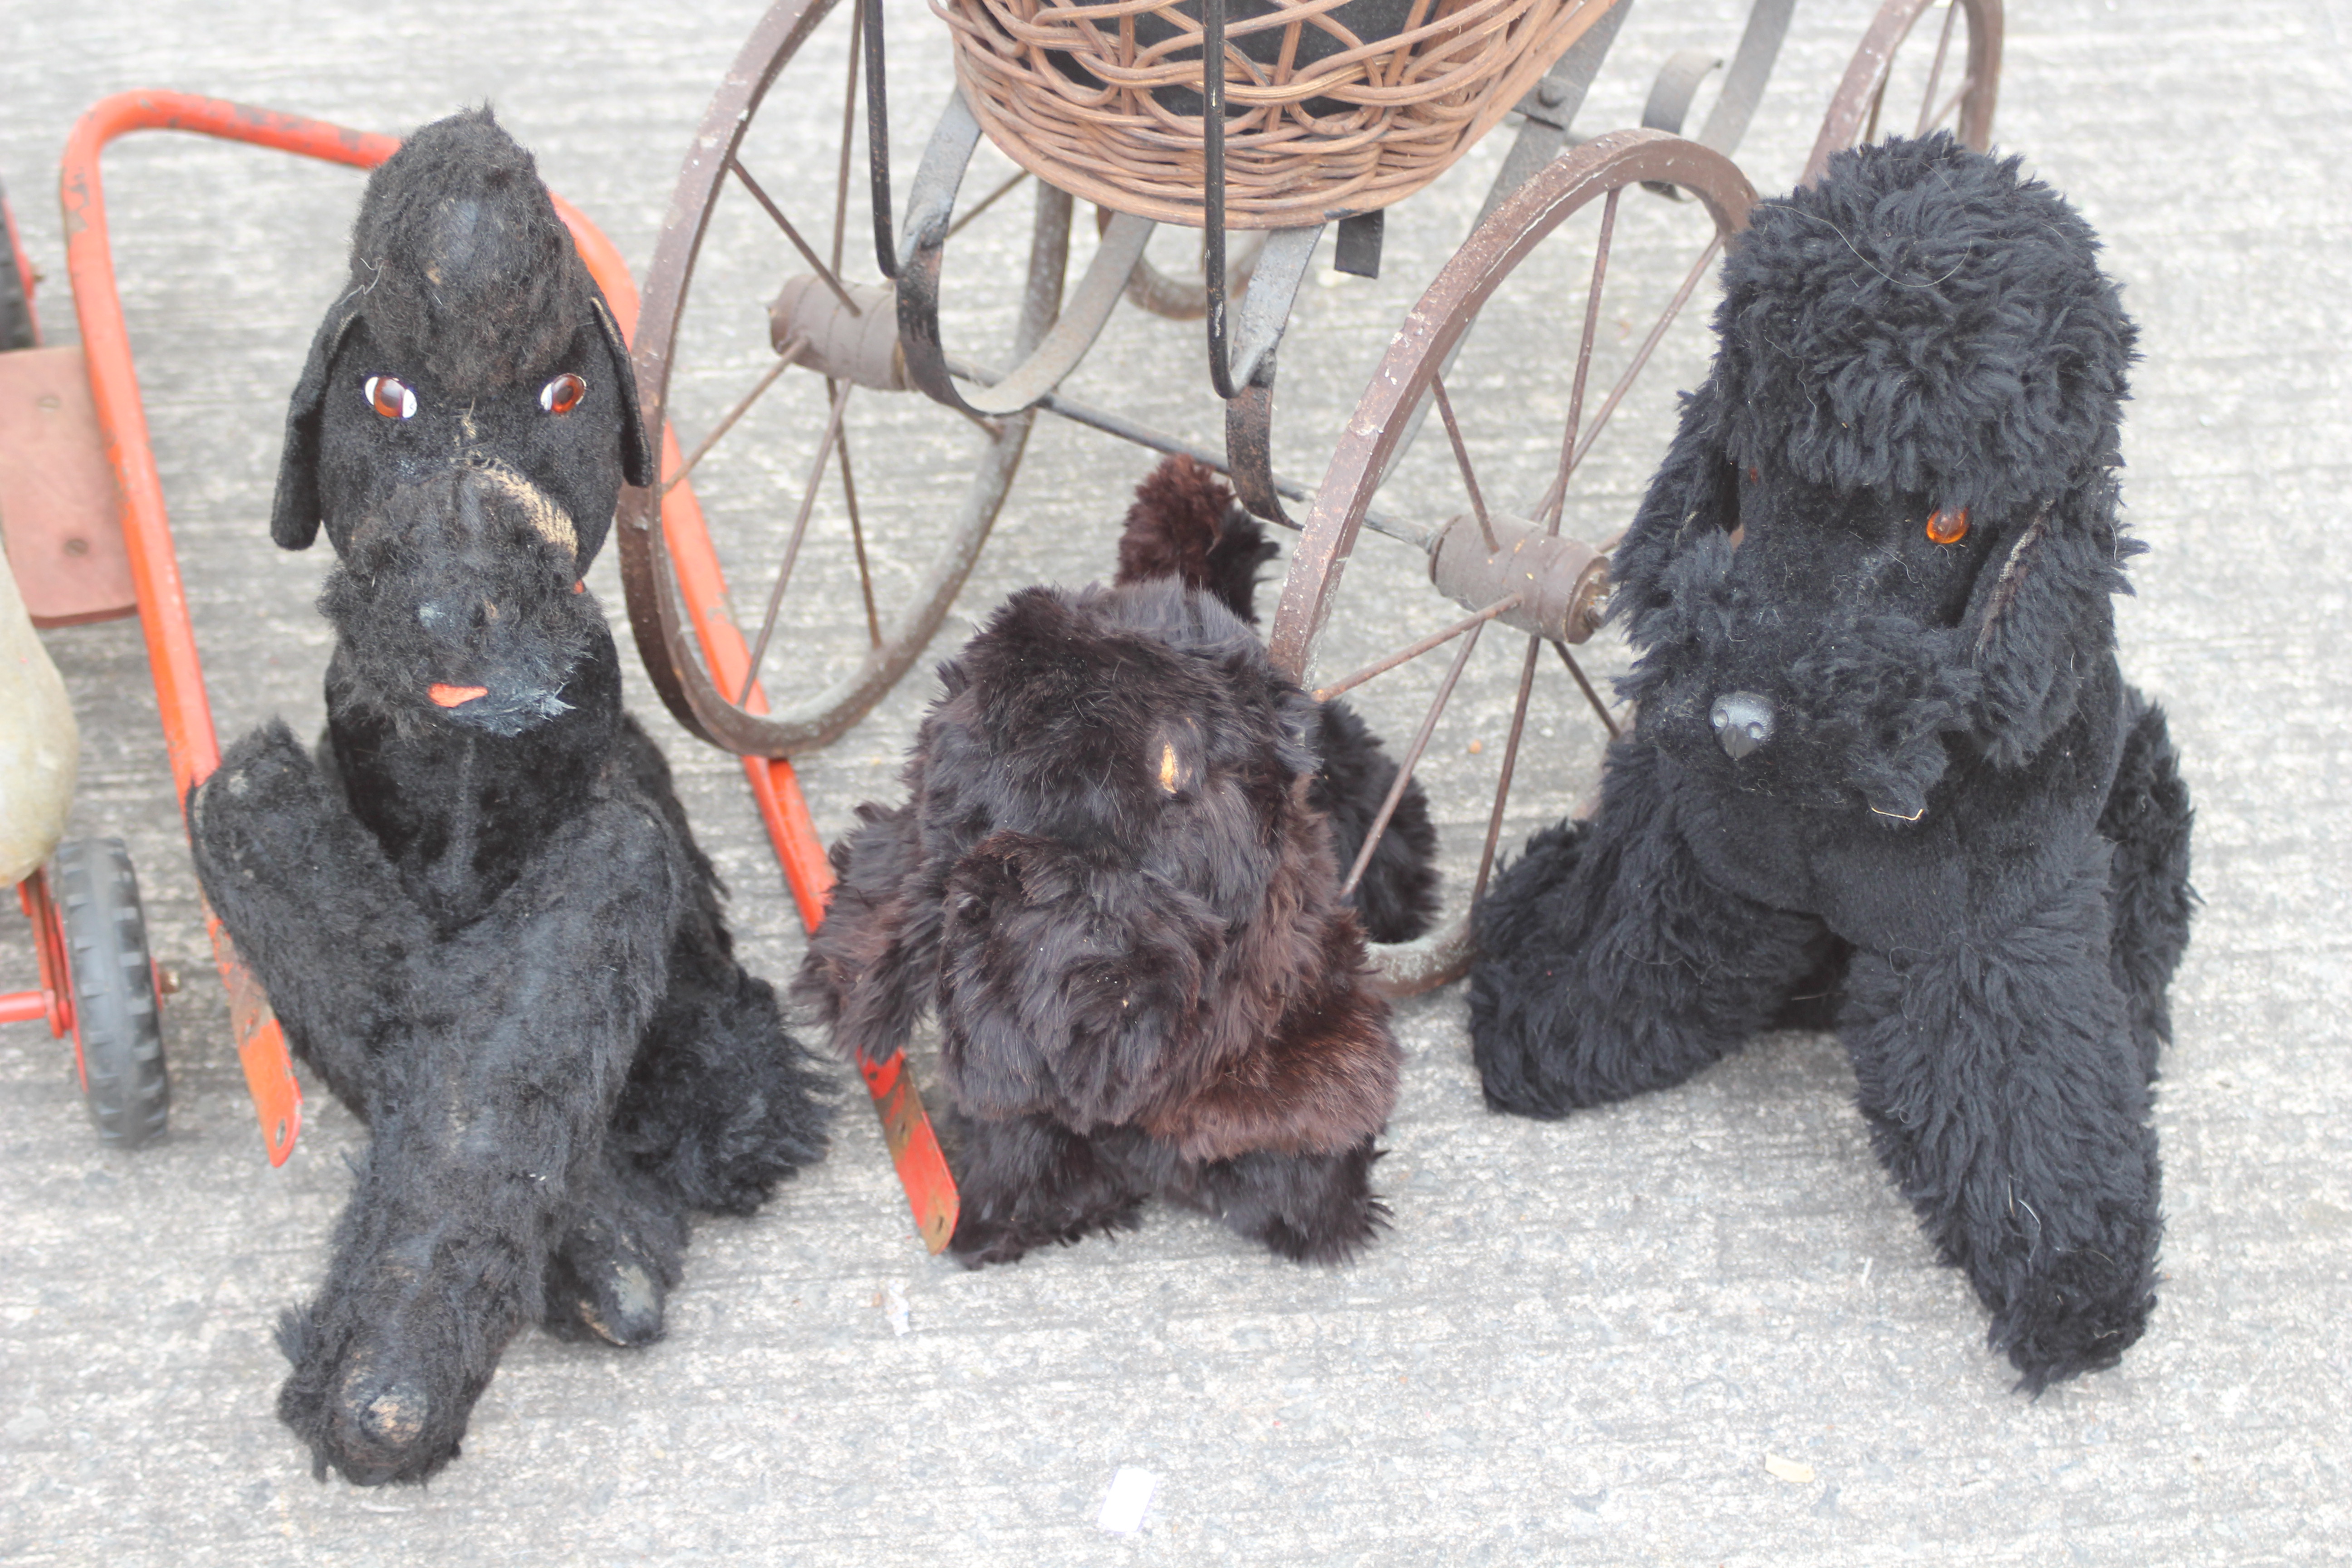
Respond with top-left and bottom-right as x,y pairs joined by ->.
54,838 -> 168,1147
1270,130 -> 1756,996
616,0 -> 1072,757
1807,0 -> 2002,182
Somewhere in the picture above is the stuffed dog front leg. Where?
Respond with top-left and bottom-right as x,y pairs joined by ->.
1841,838 -> 2161,1391
196,726 -> 682,1482
190,720 -> 425,1115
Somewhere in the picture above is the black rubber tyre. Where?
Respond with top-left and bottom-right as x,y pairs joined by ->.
1,176 -> 36,351
54,838 -> 169,1147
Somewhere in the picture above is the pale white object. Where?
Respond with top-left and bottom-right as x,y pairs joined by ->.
0,548 -> 78,885
1097,1466 -> 1157,1535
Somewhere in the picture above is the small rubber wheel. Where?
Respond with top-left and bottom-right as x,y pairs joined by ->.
2,176 -> 37,351
54,838 -> 169,1147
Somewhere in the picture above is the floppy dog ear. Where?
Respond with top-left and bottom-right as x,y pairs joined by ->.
1965,488 -> 2135,768
270,299 -> 360,550
589,294 -> 656,490
1607,380 -> 1740,656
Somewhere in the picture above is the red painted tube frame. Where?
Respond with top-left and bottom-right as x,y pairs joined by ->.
2,872 -> 71,1033
57,93 -> 363,1165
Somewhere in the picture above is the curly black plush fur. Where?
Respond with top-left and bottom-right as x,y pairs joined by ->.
189,109 -> 830,1485
797,457 -> 1433,1267
1470,136 -> 2194,1392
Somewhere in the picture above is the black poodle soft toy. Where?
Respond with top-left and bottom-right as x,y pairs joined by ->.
1470,135 -> 2193,1390
189,110 -> 831,1483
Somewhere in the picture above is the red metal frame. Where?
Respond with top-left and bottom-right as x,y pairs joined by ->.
53,93 -> 954,1247
1,872 -> 72,1034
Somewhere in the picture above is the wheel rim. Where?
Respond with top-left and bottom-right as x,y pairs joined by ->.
1805,0 -> 2003,185
615,0 -> 1067,758
1274,130 -> 1755,995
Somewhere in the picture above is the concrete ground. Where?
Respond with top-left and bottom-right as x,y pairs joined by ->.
3,0 -> 2347,1562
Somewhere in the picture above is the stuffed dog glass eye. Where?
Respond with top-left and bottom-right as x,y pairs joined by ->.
363,374 -> 417,421
539,373 -> 586,415
1925,507 -> 1970,545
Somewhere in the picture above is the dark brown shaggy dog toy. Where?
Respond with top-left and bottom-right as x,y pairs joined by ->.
1470,136 -> 2194,1391
798,457 -> 1435,1265
188,109 -> 831,1484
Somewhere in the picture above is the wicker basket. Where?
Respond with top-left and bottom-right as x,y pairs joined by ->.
939,0 -> 1618,228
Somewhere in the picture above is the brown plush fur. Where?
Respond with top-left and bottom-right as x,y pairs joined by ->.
797,458 -> 1436,1265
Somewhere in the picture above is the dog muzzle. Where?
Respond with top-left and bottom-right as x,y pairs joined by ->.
1710,691 -> 1774,760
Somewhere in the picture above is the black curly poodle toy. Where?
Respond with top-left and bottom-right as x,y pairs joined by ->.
1470,135 -> 2194,1391
188,109 -> 831,1484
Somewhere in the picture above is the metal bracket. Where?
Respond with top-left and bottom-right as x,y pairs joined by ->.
1224,223 -> 1320,393
862,0 -> 896,277
1641,0 -> 1796,193
1202,0 -> 1238,398
896,90 -> 1152,419
1382,1 -> 1632,487
1217,224 -> 1323,524
1224,346 -> 1286,524
1692,0 -> 1797,157
1643,49 -> 1725,137
1640,49 -> 1724,194
1334,211 -> 1384,279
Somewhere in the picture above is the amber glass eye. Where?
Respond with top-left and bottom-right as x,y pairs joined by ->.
363,374 -> 416,420
539,373 -> 586,415
1925,507 -> 1970,545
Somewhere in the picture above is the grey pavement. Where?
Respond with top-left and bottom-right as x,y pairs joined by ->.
3,1 -> 2349,1562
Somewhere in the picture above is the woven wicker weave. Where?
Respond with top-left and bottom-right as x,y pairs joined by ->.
939,0 -> 1618,228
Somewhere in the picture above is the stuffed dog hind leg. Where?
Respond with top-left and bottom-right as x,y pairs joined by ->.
191,110 -> 831,1484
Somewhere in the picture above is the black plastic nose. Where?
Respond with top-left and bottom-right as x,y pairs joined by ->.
1711,691 -> 1774,760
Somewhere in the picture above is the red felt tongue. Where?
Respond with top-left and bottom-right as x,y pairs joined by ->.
428,683 -> 490,708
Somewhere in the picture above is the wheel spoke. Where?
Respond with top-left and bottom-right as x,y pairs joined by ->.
960,360 -> 1430,545
833,406 -> 882,648
1473,634 -> 1544,907
1312,594 -> 1520,703
738,376 -> 857,705
1430,373 -> 1497,551
1542,186 -> 1617,533
732,156 -> 862,315
1266,133 -> 1758,993
1532,233 -> 1723,528
1915,0 -> 1962,137
1925,75 -> 1974,135
1551,639 -> 1622,740
1339,612 -> 1489,898
662,338 -> 804,498
946,171 -> 1030,244
832,0 -> 862,280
